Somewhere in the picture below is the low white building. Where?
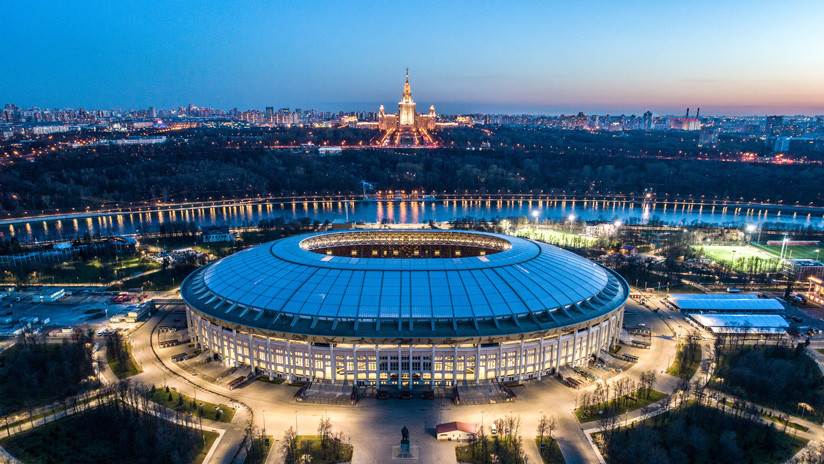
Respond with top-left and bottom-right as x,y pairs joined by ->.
436,422 -> 477,441
32,288 -> 66,303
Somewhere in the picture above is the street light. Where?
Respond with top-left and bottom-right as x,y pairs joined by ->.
531,210 -> 540,225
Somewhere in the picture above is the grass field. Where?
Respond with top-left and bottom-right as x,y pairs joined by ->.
667,344 -> 702,380
575,389 -> 667,423
697,245 -> 776,262
516,228 -> 598,248
535,437 -> 566,464
756,244 -> 822,261
152,388 -> 235,423
107,342 -> 142,379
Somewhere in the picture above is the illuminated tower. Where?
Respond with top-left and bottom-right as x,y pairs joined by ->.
398,69 -> 416,127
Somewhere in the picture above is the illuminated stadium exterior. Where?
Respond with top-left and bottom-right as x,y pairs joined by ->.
181,230 -> 628,388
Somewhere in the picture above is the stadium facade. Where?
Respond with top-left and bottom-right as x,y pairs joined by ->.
181,230 -> 628,388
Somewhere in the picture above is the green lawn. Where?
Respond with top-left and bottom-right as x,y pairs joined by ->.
516,228 -> 597,248
575,390 -> 667,423
535,437 -> 565,463
666,344 -> 702,380
151,388 -> 235,423
292,435 -> 354,464
243,435 -> 274,464
456,438 -> 525,464
756,244 -> 822,261
107,342 -> 142,379
695,245 -> 781,272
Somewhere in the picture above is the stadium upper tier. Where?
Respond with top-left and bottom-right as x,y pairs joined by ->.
181,230 -> 628,340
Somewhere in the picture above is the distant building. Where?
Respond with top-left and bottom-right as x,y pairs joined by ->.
32,288 -> 66,303
436,422 -> 477,441
619,245 -> 637,256
643,111 -> 653,130
782,259 -> 824,281
376,70 -> 438,147
806,276 -> 824,306
201,225 -> 235,243
317,146 -> 343,156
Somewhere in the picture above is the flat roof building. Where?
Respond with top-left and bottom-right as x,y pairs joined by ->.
688,313 -> 788,337
667,294 -> 784,313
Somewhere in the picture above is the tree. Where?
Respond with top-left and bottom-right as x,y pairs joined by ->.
537,413 -> 548,442
281,426 -> 298,464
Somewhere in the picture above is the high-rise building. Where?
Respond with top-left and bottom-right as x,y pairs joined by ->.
643,111 -> 653,130
398,70 -> 416,126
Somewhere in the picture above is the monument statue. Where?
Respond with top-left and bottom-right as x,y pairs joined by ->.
400,425 -> 411,456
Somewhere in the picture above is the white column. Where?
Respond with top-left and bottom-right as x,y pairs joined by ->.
398,345 -> 403,389
452,345 -> 458,386
476,344 -> 482,384
430,345 -> 435,387
571,331 -> 578,367
537,337 -> 545,380
286,340 -> 293,382
248,333 -> 255,371
554,337 -> 561,373
353,344 -> 358,385
375,344 -> 380,389
331,344 -> 336,383
518,339 -> 525,381
498,343 -> 504,381
308,343 -> 314,381
267,338 -> 273,380
409,345 -> 414,389
231,329 -> 238,367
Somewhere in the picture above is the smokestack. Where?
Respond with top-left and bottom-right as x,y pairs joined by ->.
695,108 -> 700,119
685,108 -> 690,118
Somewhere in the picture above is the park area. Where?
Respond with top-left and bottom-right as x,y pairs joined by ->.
709,344 -> 824,421
598,403 -> 807,464
151,386 -> 235,423
1,255 -> 159,285
0,337 -> 98,415
0,402 -> 217,464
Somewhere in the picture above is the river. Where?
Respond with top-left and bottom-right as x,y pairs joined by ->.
4,198 -> 824,243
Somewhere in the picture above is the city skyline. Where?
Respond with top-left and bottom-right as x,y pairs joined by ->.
2,1 -> 823,115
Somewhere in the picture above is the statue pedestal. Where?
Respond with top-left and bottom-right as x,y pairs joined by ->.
392,444 -> 418,459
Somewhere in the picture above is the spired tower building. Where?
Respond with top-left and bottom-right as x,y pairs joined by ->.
398,69 -> 416,127
377,69 -> 438,147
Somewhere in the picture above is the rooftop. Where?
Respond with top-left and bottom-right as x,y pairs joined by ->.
181,230 -> 628,340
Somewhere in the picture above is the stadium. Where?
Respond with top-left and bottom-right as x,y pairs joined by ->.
180,230 -> 628,389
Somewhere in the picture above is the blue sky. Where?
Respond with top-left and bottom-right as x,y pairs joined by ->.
2,1 -> 823,115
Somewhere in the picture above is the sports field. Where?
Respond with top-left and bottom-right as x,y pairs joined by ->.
755,244 -> 822,261
694,245 -> 782,273
698,245 -> 776,262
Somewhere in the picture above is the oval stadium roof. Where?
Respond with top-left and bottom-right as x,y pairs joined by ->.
181,230 -> 628,339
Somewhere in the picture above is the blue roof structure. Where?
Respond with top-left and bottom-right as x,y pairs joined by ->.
181,230 -> 628,339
